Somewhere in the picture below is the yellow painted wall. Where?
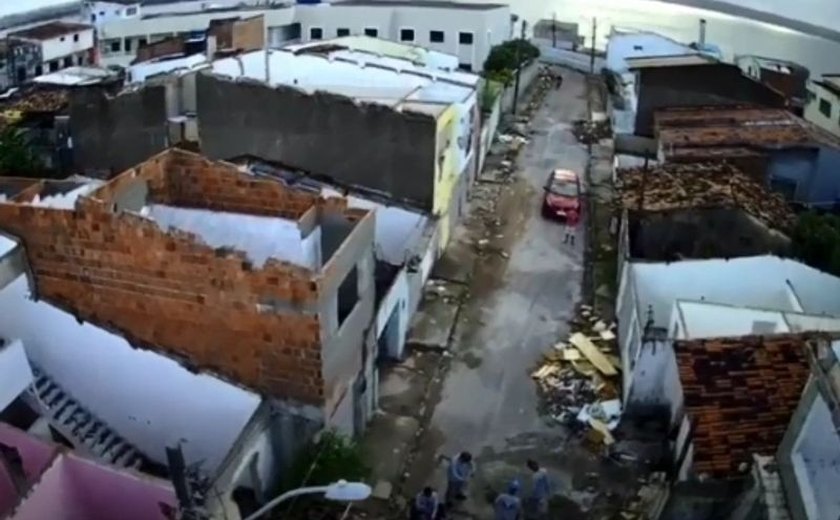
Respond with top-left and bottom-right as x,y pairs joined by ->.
432,105 -> 460,252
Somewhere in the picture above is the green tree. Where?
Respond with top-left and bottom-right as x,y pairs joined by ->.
483,39 -> 540,82
0,126 -> 42,176
792,211 -> 840,276
285,430 -> 370,491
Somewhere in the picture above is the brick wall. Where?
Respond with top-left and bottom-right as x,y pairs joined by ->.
133,37 -> 186,65
0,151 -> 354,406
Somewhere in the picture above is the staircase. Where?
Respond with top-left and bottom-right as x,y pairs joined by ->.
26,367 -> 147,470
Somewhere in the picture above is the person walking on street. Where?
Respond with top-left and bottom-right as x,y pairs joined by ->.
563,223 -> 576,246
412,487 -> 440,520
526,459 -> 552,518
494,480 -> 523,520
446,451 -> 475,505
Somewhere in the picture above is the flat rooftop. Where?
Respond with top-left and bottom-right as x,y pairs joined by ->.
656,107 -> 840,157
675,300 -> 840,339
331,0 -> 507,10
618,162 -> 795,230
626,53 -> 717,69
8,21 -> 91,40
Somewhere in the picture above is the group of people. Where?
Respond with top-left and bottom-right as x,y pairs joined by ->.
410,452 -> 552,520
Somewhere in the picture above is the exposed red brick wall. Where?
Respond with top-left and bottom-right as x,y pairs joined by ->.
133,37 -> 186,65
0,157 -> 333,405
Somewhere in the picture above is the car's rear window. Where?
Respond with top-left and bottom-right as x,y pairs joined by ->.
549,179 -> 577,197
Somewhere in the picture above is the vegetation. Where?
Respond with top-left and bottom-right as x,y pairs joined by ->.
284,430 -> 370,491
482,39 -> 540,85
792,211 -> 840,276
0,127 -> 42,176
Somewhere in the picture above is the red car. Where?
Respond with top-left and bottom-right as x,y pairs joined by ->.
542,169 -> 581,224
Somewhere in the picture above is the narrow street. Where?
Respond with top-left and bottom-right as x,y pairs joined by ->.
397,70 -> 628,518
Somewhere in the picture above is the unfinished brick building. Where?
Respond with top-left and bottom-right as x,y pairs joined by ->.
0,149 -> 377,436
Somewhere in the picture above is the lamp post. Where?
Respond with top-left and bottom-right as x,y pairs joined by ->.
242,480 -> 372,520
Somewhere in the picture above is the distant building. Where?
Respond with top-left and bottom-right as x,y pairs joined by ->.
655,106 -> 840,208
737,54 -> 810,115
6,22 -> 95,84
805,74 -> 840,138
94,0 -> 511,72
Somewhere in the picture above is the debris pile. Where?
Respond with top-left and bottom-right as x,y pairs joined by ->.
572,119 -> 611,144
532,305 -> 622,447
618,472 -> 669,520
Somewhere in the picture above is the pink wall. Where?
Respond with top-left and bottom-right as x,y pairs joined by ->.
0,423 -> 59,516
11,454 -> 176,520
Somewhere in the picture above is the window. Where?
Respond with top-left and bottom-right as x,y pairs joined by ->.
309,27 -> 323,40
34,65 -> 43,76
49,60 -> 58,72
114,9 -> 121,15
126,6 -> 137,15
820,98 -> 832,118
90,14 -> 96,22
458,63 -> 472,72
336,27 -> 350,37
110,40 -> 121,53
73,34 -> 79,42
125,38 -> 132,51
364,27 -> 378,38
400,28 -> 415,42
98,11 -> 104,16
63,56 -> 72,68
76,55 -> 84,65
60,36 -> 65,42
429,30 -> 444,43
458,32 -> 473,45
138,37 -> 147,47
337,266 -> 359,327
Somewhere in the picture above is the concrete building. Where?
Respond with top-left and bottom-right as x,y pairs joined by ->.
294,0 -> 510,72
75,45 -> 480,252
804,75 -> 840,139
7,22 -> 95,82
778,336 -> 840,520
92,0 -> 511,71
0,149 -> 380,493
616,162 -> 792,269
82,0 -> 142,27
656,107 -> 840,208
616,255 -> 840,416
285,34 -> 460,70
737,54 -> 810,114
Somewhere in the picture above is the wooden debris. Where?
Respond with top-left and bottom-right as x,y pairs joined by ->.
570,333 -> 618,376
561,348 -> 582,361
589,418 -> 615,445
571,360 -> 596,377
600,329 -> 616,341
532,364 -> 559,380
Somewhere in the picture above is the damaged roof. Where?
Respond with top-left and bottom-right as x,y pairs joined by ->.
656,106 -> 840,158
8,21 -> 91,41
618,162 -> 795,231
676,334 -> 814,479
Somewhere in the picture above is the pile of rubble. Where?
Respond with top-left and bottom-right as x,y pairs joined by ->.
572,118 -> 611,144
532,304 -> 622,448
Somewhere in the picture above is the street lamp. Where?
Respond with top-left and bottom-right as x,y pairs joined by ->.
242,480 -> 372,520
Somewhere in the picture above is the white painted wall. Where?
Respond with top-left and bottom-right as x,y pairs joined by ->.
289,36 -> 460,70
375,269 -> 408,359
0,339 -> 33,413
143,205 -> 321,270
128,54 -> 207,83
677,301 -> 789,338
792,392 -> 840,520
83,1 -> 140,27
295,3 -> 510,72
40,27 -> 94,62
805,81 -> 840,138
0,276 -> 261,473
630,256 -> 840,331
626,338 -> 683,421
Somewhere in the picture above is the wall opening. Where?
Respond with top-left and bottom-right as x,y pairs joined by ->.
338,266 -> 359,326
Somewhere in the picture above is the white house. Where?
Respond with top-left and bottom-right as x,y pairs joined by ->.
94,0 -> 511,71
82,0 -> 141,27
805,75 -> 840,138
7,21 -> 95,77
616,255 -> 840,412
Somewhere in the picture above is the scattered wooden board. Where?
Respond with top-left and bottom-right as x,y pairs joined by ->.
570,333 -> 618,376
561,348 -> 582,361
531,364 -> 559,380
589,418 -> 615,445
600,330 -> 616,341
606,354 -> 622,372
571,360 -> 596,377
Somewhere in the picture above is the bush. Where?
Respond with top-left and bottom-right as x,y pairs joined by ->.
483,39 -> 540,78
284,430 -> 371,491
792,211 -> 840,277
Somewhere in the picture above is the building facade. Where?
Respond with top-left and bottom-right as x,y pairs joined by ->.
804,75 -> 840,138
6,22 -> 95,84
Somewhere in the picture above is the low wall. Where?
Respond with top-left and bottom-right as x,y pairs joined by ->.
535,38 -> 605,73
500,61 -> 540,113
478,95 -> 502,174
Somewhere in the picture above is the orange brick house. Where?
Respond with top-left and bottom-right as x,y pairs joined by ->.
0,149 -> 378,504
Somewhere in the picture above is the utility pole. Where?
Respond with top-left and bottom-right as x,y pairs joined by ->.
512,20 -> 527,115
589,16 -> 597,75
552,12 -> 557,48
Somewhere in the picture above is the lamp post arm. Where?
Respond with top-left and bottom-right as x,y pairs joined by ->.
242,485 -> 330,520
